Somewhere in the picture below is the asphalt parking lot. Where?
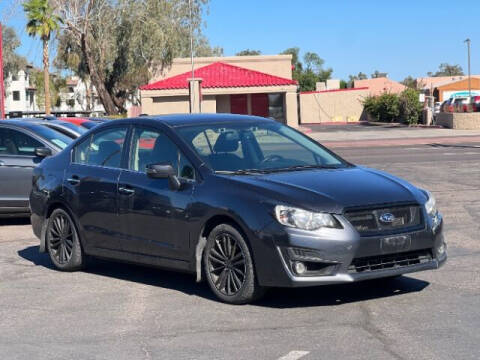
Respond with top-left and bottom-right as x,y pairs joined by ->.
1,143 -> 479,360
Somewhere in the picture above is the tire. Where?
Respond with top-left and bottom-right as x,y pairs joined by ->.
203,223 -> 265,304
46,208 -> 84,271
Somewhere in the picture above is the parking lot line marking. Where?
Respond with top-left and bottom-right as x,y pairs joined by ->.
277,350 -> 310,360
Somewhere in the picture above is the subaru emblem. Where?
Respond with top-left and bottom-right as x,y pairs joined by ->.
379,213 -> 395,223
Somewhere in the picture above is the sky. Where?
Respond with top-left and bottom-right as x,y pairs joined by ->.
1,0 -> 479,81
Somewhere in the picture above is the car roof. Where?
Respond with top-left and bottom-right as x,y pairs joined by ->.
128,113 -> 275,127
0,119 -> 46,129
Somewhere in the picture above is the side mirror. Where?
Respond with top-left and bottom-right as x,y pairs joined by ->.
146,163 -> 181,191
35,147 -> 52,158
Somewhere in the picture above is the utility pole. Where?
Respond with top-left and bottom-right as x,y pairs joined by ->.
189,0 -> 195,113
0,23 -> 5,119
465,38 -> 471,99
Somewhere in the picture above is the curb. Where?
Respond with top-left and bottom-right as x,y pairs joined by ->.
321,135 -> 480,149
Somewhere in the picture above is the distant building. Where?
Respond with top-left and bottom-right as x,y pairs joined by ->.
140,55 -> 299,127
354,77 -> 406,96
57,76 -> 105,115
416,76 -> 480,102
4,66 -> 37,114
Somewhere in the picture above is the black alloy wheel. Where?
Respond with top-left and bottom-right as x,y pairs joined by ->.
203,224 -> 265,304
47,208 -> 84,271
207,232 -> 247,296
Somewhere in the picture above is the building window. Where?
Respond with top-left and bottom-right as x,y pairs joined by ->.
68,87 -> 74,93
67,99 -> 75,108
12,74 -> 18,81
13,91 -> 20,101
268,93 -> 285,123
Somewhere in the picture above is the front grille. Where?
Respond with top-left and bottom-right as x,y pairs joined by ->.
348,249 -> 432,273
344,204 -> 423,235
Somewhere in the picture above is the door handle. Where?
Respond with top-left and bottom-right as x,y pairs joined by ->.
118,186 -> 135,195
67,176 -> 80,185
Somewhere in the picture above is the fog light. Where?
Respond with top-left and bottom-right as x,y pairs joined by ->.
437,243 -> 445,256
293,261 -> 307,275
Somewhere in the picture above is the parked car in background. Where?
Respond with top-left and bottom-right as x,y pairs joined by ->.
8,118 -> 87,139
30,114 -> 446,304
452,97 -> 469,112
470,96 -> 480,112
59,117 -> 100,130
0,121 -> 73,217
440,100 -> 449,112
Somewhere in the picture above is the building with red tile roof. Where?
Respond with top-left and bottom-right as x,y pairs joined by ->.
140,55 -> 299,127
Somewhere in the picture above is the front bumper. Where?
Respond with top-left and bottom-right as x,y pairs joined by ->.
257,214 -> 446,287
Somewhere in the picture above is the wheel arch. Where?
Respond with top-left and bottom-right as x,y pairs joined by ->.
41,200 -> 84,253
194,213 -> 255,283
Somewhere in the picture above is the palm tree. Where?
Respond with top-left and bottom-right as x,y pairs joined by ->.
23,0 -> 63,115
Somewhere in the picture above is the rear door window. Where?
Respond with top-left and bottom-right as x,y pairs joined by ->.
73,127 -> 128,168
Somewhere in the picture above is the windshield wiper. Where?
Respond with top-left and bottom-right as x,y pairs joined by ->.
215,169 -> 268,175
265,164 -> 344,173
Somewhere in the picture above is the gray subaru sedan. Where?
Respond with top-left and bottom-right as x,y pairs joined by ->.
30,114 -> 446,304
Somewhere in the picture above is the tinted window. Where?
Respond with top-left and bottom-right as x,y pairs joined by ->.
28,124 -> 72,149
129,127 -> 194,179
0,127 -> 43,156
178,121 -> 346,172
74,127 -> 128,168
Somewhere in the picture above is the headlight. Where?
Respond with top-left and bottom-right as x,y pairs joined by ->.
424,191 -> 437,217
274,205 -> 339,231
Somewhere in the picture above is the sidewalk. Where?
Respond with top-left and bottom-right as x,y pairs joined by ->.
302,124 -> 480,148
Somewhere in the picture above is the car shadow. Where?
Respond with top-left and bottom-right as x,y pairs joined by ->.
18,245 -> 430,307
17,245 -> 217,301
256,276 -> 430,308
0,218 -> 31,226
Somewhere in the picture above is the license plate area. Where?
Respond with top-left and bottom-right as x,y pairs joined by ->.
381,234 -> 411,253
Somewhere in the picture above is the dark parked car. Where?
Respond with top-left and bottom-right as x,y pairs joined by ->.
9,118 -> 87,139
0,121 -> 73,217
30,114 -> 446,304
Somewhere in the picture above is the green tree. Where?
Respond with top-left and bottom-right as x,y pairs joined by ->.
347,72 -> 368,87
428,63 -> 464,76
281,48 -> 332,91
55,0 -> 219,114
23,0 -> 63,115
32,70 -> 66,111
371,70 -> 388,78
236,49 -> 261,56
402,76 -> 417,89
1,26 -> 27,78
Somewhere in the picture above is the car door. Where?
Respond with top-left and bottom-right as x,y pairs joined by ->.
117,126 -> 195,261
0,126 -> 49,212
64,125 -> 129,254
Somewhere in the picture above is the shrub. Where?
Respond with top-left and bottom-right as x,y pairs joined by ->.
363,89 -> 423,124
399,88 -> 422,125
363,93 -> 400,122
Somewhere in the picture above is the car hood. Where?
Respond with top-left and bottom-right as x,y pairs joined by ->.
224,166 -> 425,214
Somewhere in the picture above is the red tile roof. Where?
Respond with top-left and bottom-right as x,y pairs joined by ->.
140,62 -> 297,90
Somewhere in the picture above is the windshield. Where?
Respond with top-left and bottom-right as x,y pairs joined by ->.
30,124 -> 73,150
177,121 -> 348,173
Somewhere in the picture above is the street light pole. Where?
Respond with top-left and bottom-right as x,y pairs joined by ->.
464,38 -> 471,99
0,23 -> 6,119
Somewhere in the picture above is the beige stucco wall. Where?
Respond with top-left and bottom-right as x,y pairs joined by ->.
436,112 -> 480,129
151,55 -> 293,82
299,89 -> 369,124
